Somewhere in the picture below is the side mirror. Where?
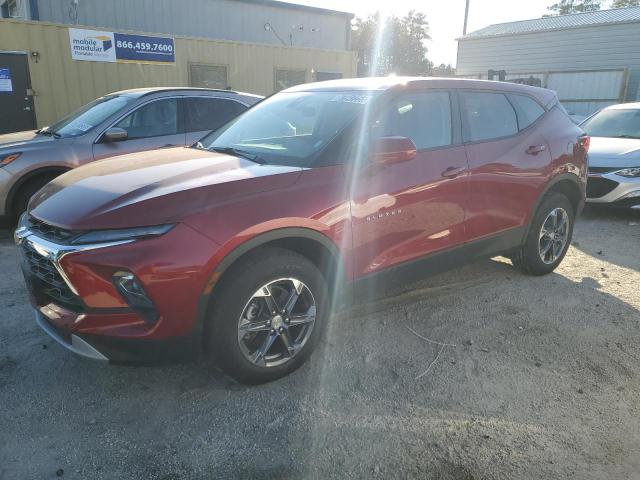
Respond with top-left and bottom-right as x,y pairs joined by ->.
103,127 -> 128,142
370,136 -> 417,165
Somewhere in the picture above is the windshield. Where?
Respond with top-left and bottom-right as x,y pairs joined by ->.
47,95 -> 136,138
581,108 -> 640,139
198,91 -> 378,166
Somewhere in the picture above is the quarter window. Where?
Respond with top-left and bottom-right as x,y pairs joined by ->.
374,92 -> 452,150
184,98 -> 246,133
462,92 -> 518,142
115,99 -> 179,139
508,94 -> 545,130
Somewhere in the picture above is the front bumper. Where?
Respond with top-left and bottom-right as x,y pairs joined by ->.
586,172 -> 640,208
17,221 -> 220,363
35,310 -> 108,361
35,310 -> 201,363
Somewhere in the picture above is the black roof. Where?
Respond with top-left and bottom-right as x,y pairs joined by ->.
110,87 -> 262,99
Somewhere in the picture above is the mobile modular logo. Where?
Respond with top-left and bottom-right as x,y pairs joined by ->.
69,28 -> 116,62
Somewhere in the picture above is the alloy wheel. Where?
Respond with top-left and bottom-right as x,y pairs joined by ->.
538,207 -> 570,265
237,278 -> 316,368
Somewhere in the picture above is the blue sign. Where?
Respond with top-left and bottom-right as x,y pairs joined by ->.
0,67 -> 13,93
114,33 -> 175,64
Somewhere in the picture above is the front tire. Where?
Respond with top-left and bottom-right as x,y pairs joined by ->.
511,192 -> 575,276
206,247 -> 329,384
12,174 -> 60,220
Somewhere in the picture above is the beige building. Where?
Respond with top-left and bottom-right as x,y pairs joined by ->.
0,18 -> 356,130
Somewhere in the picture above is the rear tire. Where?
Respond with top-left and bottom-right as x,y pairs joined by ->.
205,247 -> 329,384
511,192 -> 575,276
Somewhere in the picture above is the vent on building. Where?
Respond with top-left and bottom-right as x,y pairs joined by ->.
190,64 -> 228,90
1,0 -> 24,18
275,69 -> 306,91
316,71 -> 343,82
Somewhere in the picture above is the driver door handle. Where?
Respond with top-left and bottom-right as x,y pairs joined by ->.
441,166 -> 467,178
526,145 -> 547,155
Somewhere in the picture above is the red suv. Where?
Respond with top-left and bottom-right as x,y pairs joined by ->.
15,77 -> 588,384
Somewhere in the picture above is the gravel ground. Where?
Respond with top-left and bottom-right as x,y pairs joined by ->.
1,206 -> 640,480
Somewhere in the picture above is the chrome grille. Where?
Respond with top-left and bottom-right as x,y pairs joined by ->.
26,216 -> 77,244
20,240 -> 84,312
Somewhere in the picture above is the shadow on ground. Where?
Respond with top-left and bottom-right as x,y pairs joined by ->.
1,211 -> 640,479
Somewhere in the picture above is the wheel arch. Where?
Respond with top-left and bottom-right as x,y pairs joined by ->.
523,172 -> 584,242
5,166 -> 71,217
194,227 -> 349,347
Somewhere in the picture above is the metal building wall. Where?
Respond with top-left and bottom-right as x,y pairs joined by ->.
457,23 -> 640,104
35,0 -> 352,51
0,19 -> 356,128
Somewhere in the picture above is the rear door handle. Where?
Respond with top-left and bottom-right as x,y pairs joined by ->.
441,166 -> 466,178
526,145 -> 547,155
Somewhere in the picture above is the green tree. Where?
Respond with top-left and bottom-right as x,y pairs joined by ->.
430,64 -> 456,77
351,10 -> 432,77
546,0 -> 601,15
610,0 -> 640,7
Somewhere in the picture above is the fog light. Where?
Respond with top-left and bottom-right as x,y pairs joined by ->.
112,271 -> 158,323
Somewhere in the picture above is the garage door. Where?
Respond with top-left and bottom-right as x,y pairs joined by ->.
546,69 -> 628,116
462,68 -> 629,116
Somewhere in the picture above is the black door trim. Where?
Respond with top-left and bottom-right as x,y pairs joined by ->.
353,226 -> 525,300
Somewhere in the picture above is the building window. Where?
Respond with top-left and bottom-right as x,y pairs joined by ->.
274,69 -> 306,92
190,64 -> 228,90
316,71 -> 343,82
1,0 -> 24,18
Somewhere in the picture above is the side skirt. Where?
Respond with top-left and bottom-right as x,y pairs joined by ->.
352,227 -> 525,302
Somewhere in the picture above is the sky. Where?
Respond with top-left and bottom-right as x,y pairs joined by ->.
292,0 -> 554,66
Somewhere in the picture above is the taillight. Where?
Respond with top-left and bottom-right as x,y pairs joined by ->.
578,135 -> 590,153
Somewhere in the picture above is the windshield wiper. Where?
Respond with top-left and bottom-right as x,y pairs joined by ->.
37,127 -> 61,138
210,146 -> 267,165
614,134 -> 640,139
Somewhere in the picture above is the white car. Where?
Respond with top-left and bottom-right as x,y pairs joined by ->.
581,103 -> 640,209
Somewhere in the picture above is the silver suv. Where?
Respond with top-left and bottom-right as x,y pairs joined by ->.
0,87 -> 262,220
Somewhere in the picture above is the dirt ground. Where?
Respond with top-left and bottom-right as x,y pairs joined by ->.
1,206 -> 639,480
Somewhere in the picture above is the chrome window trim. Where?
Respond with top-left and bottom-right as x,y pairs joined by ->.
92,94 -> 252,144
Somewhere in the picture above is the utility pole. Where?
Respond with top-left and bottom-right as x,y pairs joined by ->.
463,0 -> 470,35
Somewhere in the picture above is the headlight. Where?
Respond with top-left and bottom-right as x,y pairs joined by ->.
614,167 -> 640,178
14,213 -> 30,244
0,152 -> 22,167
71,224 -> 174,245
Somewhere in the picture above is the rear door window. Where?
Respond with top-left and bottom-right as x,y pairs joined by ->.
461,92 -> 518,142
374,91 -> 452,150
508,94 -> 545,130
185,97 -> 247,133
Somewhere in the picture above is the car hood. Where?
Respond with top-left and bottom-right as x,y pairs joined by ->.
0,130 -> 56,150
29,147 -> 303,230
588,137 -> 640,168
